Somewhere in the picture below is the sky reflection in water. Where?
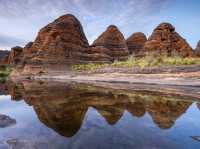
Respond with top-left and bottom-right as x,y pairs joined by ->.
0,81 -> 199,149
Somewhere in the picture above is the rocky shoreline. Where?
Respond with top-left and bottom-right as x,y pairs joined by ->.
8,65 -> 200,99
8,73 -> 200,101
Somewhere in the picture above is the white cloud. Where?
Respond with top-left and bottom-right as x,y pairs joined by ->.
0,0 -> 172,48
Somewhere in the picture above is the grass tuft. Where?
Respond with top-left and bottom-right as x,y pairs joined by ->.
72,56 -> 200,71
72,63 -> 109,71
0,65 -> 12,78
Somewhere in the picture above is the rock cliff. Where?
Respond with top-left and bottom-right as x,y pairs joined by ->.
92,25 -> 129,61
23,14 -> 89,66
9,16 -> 198,77
195,41 -> 200,56
8,46 -> 23,66
126,32 -> 147,56
11,14 -> 117,76
0,50 -> 10,65
141,23 -> 194,57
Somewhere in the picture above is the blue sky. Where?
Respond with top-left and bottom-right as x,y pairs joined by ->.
0,0 -> 199,49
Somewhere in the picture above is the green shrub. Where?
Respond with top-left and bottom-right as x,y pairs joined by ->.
163,57 -> 200,66
0,66 -> 12,78
72,63 -> 108,71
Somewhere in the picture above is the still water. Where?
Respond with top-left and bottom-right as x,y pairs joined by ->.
0,81 -> 199,149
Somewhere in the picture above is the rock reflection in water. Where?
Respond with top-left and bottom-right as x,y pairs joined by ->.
197,103 -> 200,110
1,81 -> 194,137
0,114 -> 16,128
147,100 -> 191,129
0,81 -> 22,101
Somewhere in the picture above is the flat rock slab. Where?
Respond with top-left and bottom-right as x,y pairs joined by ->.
0,114 -> 16,128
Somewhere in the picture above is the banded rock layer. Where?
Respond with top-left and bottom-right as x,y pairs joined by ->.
195,41 -> 200,56
7,16 -> 198,77
140,23 -> 194,57
92,25 -> 129,61
23,14 -> 119,66
8,46 -> 23,66
11,14 -> 115,76
0,50 -> 10,65
126,32 -> 147,56
23,14 -> 89,66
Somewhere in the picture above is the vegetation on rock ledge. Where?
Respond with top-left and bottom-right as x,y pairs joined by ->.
72,56 -> 200,71
0,65 -> 12,81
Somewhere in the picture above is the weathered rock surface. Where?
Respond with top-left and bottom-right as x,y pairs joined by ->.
80,46 -> 114,64
8,46 -> 23,66
10,18 -> 197,77
126,32 -> 147,56
23,14 -> 89,66
195,40 -> 200,56
92,25 -> 129,61
0,50 -> 10,65
0,114 -> 16,128
0,50 -> 10,59
12,14 -> 118,76
141,23 -> 194,57
28,17 -> 120,66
